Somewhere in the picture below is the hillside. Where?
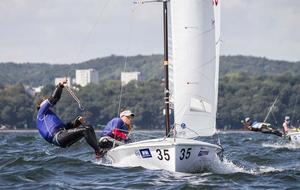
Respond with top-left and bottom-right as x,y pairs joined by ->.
0,55 -> 163,86
1,55 -> 300,86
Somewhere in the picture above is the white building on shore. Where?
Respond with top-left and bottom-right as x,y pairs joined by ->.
24,85 -> 43,96
121,71 -> 140,86
75,69 -> 99,87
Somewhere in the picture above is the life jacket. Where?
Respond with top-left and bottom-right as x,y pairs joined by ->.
101,118 -> 129,141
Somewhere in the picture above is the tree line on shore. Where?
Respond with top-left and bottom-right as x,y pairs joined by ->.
1,73 -> 299,130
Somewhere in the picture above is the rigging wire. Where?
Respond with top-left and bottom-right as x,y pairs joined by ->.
117,3 -> 138,116
73,0 -> 111,64
291,95 -> 298,126
263,96 -> 279,123
64,1 -> 111,117
66,0 -> 111,79
271,111 -> 278,125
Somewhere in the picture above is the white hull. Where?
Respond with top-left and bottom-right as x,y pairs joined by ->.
286,131 -> 300,144
104,138 -> 223,173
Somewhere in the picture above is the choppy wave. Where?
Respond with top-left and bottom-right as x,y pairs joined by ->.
1,131 -> 300,189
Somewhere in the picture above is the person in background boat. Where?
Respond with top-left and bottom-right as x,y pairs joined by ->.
36,78 -> 101,159
282,116 -> 300,136
282,116 -> 291,136
242,117 -> 282,137
98,110 -> 134,156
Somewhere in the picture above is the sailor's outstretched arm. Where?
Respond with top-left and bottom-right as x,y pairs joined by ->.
49,78 -> 68,105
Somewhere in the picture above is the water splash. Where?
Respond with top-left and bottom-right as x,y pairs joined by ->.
208,156 -> 285,175
262,141 -> 300,149
209,157 -> 247,174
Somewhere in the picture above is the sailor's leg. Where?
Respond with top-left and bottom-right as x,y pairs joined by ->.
261,127 -> 283,137
272,130 -> 283,137
82,125 -> 99,152
56,128 -> 85,147
56,126 -> 100,153
261,126 -> 270,133
65,116 -> 82,129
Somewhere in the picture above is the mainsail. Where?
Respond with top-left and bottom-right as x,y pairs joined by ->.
169,0 -> 220,138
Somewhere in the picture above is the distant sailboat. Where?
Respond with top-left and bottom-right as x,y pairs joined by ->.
285,130 -> 300,144
284,116 -> 300,144
102,0 -> 223,173
263,97 -> 300,143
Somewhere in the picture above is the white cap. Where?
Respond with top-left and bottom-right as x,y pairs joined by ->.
120,110 -> 135,118
285,116 -> 290,121
245,117 -> 251,123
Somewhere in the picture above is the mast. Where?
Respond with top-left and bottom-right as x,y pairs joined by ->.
163,0 -> 170,137
134,0 -> 170,136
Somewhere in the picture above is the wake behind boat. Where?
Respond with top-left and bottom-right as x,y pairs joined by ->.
99,0 -> 223,173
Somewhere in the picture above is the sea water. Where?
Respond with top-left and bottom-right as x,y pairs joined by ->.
0,130 -> 299,189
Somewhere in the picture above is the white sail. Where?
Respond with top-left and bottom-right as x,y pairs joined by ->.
169,0 -> 220,138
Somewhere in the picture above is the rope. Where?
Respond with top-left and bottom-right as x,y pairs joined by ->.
65,85 -> 85,111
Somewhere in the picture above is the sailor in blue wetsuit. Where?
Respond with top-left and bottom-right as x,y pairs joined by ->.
36,78 -> 101,158
242,117 -> 282,137
98,110 -> 134,156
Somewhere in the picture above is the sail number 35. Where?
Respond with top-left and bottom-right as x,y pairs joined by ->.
156,149 -> 170,161
180,148 -> 192,160
156,148 -> 192,161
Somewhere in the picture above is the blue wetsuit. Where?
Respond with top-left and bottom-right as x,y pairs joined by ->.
36,99 -> 64,143
36,84 -> 100,154
36,84 -> 65,143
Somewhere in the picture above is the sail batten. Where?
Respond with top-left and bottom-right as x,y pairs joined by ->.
169,0 -> 220,138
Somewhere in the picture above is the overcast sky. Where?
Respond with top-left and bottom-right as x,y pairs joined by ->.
0,0 -> 299,64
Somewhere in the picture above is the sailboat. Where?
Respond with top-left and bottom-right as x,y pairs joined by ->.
261,97 -> 300,144
102,0 -> 223,173
286,130 -> 300,144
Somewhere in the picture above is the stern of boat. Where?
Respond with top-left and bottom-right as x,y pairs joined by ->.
286,131 -> 300,144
